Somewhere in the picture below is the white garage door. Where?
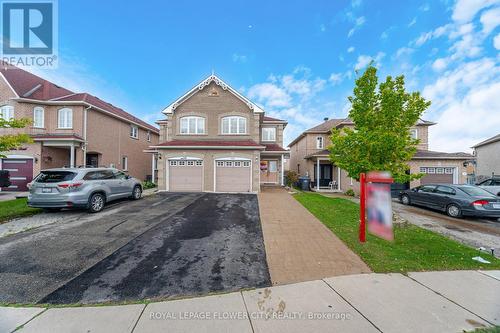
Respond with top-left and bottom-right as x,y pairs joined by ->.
168,159 -> 203,192
215,160 -> 251,192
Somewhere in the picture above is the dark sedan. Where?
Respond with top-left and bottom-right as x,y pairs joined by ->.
399,184 -> 500,218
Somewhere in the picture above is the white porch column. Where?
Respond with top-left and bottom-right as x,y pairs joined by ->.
69,144 -> 75,168
280,154 -> 284,186
151,154 -> 156,184
337,166 -> 341,191
316,159 -> 320,191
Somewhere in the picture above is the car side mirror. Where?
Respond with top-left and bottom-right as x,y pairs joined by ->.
125,175 -> 131,179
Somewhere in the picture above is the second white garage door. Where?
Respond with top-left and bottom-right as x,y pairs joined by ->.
215,160 -> 252,192
169,159 -> 203,192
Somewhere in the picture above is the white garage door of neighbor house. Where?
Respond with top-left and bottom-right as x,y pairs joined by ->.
168,159 -> 203,192
420,167 -> 454,185
215,160 -> 251,192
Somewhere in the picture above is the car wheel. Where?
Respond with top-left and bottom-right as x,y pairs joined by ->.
401,194 -> 411,205
131,185 -> 142,200
88,193 -> 105,213
446,204 -> 462,218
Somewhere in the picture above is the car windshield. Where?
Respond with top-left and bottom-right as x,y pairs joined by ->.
458,185 -> 494,197
35,171 -> 77,183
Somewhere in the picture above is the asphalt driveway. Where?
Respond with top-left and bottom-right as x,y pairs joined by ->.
0,193 -> 270,304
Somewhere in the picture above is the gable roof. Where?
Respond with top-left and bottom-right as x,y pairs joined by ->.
413,150 -> 473,159
472,133 -> 500,148
0,62 -> 158,133
162,74 -> 264,115
288,117 -> 436,147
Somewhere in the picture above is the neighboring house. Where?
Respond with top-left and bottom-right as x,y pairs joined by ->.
288,117 -> 472,193
472,133 -> 500,178
147,74 -> 288,193
0,63 -> 159,191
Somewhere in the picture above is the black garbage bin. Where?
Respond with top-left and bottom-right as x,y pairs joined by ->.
298,176 -> 311,191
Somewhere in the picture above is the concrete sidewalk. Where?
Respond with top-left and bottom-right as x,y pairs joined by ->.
258,188 -> 370,285
2,270 -> 499,333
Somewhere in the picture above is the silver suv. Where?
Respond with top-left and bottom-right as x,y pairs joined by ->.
28,168 -> 143,213
477,177 -> 500,196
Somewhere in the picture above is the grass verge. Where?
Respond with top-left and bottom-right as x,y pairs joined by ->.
0,198 -> 42,224
294,192 -> 500,273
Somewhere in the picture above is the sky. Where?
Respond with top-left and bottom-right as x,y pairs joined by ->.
31,0 -> 500,152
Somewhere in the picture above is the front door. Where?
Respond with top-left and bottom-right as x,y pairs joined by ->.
86,153 -> 99,167
260,160 -> 278,183
314,164 -> 332,187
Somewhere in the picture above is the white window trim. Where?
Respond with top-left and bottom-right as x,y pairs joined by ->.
316,136 -> 324,149
410,128 -> 418,139
130,125 -> 139,139
146,130 -> 151,142
221,116 -> 247,135
0,105 -> 14,121
262,127 -> 276,142
33,106 -> 44,128
57,108 -> 73,129
179,116 -> 205,135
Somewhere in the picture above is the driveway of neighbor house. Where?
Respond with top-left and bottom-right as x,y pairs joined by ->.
392,201 -> 500,258
0,193 -> 270,304
258,188 -> 371,285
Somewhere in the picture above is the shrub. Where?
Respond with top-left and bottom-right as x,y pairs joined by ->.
142,181 -> 157,189
344,189 -> 355,197
284,170 -> 299,187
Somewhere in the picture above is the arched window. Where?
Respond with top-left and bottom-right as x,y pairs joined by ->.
221,116 -> 247,134
58,108 -> 73,128
33,106 -> 44,128
180,116 -> 205,134
0,105 -> 14,121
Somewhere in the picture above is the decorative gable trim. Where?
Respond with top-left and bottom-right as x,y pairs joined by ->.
162,74 -> 264,115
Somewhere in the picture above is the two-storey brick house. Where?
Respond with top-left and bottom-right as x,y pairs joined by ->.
148,74 -> 288,193
288,117 -> 472,193
0,63 -> 159,191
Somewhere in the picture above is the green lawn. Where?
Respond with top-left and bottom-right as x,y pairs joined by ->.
294,192 -> 500,273
0,198 -> 42,224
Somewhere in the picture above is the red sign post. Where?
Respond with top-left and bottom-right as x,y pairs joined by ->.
359,172 -> 394,243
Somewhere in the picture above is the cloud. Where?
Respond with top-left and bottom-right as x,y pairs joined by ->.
480,6 -> 500,34
232,53 -> 248,63
395,47 -> 414,58
247,83 -> 291,108
329,73 -> 343,85
408,17 -> 417,27
451,0 -> 499,23
347,16 -> 365,38
347,46 -> 355,53
422,57 -> 500,152
414,24 -> 452,46
494,33 -> 500,49
432,58 -> 448,71
354,52 -> 385,70
419,3 -> 430,11
320,24 -> 326,32
351,0 -> 362,8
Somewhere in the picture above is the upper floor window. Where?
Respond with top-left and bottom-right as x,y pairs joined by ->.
180,116 -> 205,134
33,107 -> 44,128
316,136 -> 324,149
58,108 -> 73,129
410,128 -> 418,139
221,116 -> 246,134
146,130 -> 151,142
262,127 -> 276,141
130,125 -> 139,138
0,105 -> 14,121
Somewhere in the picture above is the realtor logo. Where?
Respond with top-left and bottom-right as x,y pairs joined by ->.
1,0 -> 58,68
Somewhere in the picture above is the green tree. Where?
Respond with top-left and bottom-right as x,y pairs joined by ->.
329,65 -> 430,183
0,117 -> 32,158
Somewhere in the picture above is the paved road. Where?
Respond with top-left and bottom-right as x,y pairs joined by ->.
393,201 -> 500,257
0,193 -> 270,304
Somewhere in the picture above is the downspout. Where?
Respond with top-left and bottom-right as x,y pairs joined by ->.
83,106 -> 91,166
